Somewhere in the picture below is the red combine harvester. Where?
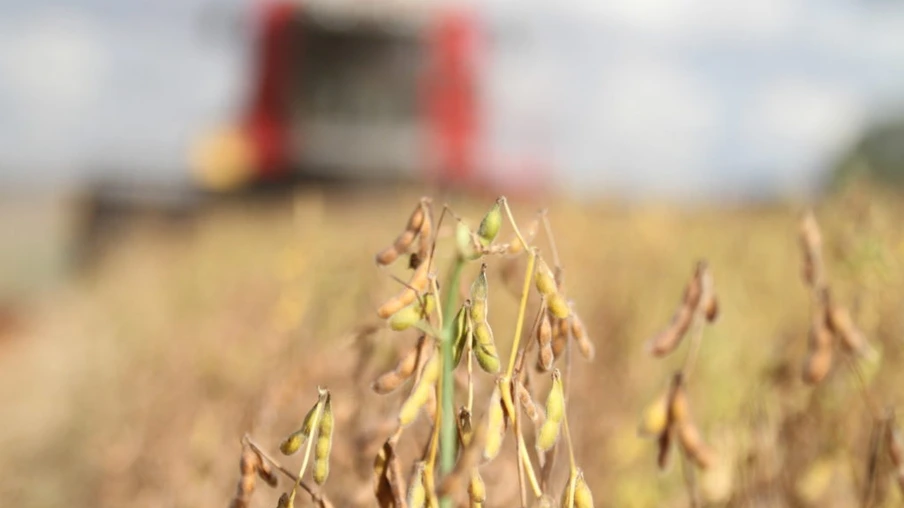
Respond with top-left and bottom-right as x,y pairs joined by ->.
192,0 -> 534,193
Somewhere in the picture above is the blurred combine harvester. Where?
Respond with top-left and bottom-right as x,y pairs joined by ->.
192,0 -> 548,194
1,0 -> 552,300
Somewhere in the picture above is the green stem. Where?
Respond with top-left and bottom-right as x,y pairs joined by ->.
505,249 -> 536,379
439,256 -> 465,507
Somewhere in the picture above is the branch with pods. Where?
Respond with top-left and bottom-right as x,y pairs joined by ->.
798,211 -> 903,506
222,201 -> 904,507
365,197 -> 597,507
225,196 -> 601,507
638,261 -> 719,508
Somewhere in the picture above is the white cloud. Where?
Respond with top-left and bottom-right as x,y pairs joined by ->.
570,0 -> 797,47
567,55 -> 719,197
744,78 -> 863,189
1,11 -> 108,119
0,10 -> 110,178
0,4 -> 245,184
1,0 -> 903,199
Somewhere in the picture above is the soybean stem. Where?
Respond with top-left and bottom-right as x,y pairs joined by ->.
501,197 -> 529,258
514,398 -> 543,501
562,403 -> 577,473
439,257 -> 466,507
561,397 -> 578,507
506,249 -> 537,380
425,276 -> 444,507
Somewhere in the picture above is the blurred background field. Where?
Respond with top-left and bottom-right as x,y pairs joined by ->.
4,0 -> 904,506
2,182 -> 904,507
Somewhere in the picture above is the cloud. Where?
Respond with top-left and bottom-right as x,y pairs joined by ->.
564,54 -> 720,198
2,13 -> 107,113
0,10 -> 110,177
743,78 -> 863,190
0,4 -> 245,184
1,0 -> 904,199
569,0 -> 797,47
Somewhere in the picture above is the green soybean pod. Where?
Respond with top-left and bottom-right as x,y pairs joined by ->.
473,322 -> 500,374
477,199 -> 503,246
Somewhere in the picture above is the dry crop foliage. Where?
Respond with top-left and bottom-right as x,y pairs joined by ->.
638,261 -> 719,507
230,388 -> 336,508
797,211 -> 904,505
231,197 -> 598,507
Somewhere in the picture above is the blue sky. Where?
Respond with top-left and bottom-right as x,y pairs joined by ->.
2,0 -> 904,200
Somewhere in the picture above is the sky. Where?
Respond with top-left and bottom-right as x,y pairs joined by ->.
1,0 -> 904,200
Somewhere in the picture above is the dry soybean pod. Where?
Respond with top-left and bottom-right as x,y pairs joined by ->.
802,346 -> 833,385
275,492 -> 292,508
231,446 -> 260,508
827,302 -> 868,355
255,450 -> 278,488
547,293 -> 570,320
470,264 -> 490,323
377,252 -> 432,319
799,210 -> 824,289
537,370 -> 564,451
399,352 -> 440,426
535,258 -> 558,297
372,439 -> 393,505
569,311 -> 594,360
452,302 -> 471,368
572,471 -> 594,508
637,392 -> 670,438
560,470 -> 593,508
703,292 -> 719,323
657,424 -> 673,471
646,304 -> 694,357
652,374 -> 687,470
669,383 -> 690,424
551,315 -> 569,361
313,392 -> 334,485
415,204 -> 434,265
376,229 -> 417,266
516,378 -> 544,427
536,304 -> 554,371
677,419 -> 715,469
482,382 -> 507,462
803,300 -> 834,384
280,402 -> 320,455
469,265 -> 500,373
468,470 -> 487,506
372,335 -> 426,394
560,473 -> 576,508
407,462 -> 426,508
389,293 -> 435,331
375,200 -> 427,265
646,263 -> 705,357
458,407 -> 474,447
699,262 -> 718,323
473,322 -> 500,374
